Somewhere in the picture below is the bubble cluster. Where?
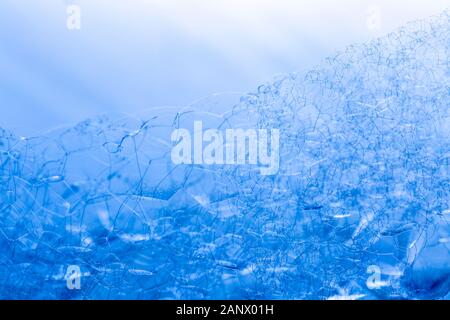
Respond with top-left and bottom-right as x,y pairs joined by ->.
0,10 -> 449,299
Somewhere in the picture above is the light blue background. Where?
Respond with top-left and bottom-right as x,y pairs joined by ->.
0,0 -> 448,134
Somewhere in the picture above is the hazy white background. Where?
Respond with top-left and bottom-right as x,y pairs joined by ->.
0,0 -> 449,135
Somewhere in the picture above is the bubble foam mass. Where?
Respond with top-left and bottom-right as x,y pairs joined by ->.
0,10 -> 449,299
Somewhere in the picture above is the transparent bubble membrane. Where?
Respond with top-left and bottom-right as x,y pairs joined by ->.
0,10 -> 449,299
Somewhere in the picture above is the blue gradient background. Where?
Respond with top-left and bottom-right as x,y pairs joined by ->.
1,0 -> 449,135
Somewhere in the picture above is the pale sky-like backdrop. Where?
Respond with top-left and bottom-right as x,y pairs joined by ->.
0,0 -> 449,135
